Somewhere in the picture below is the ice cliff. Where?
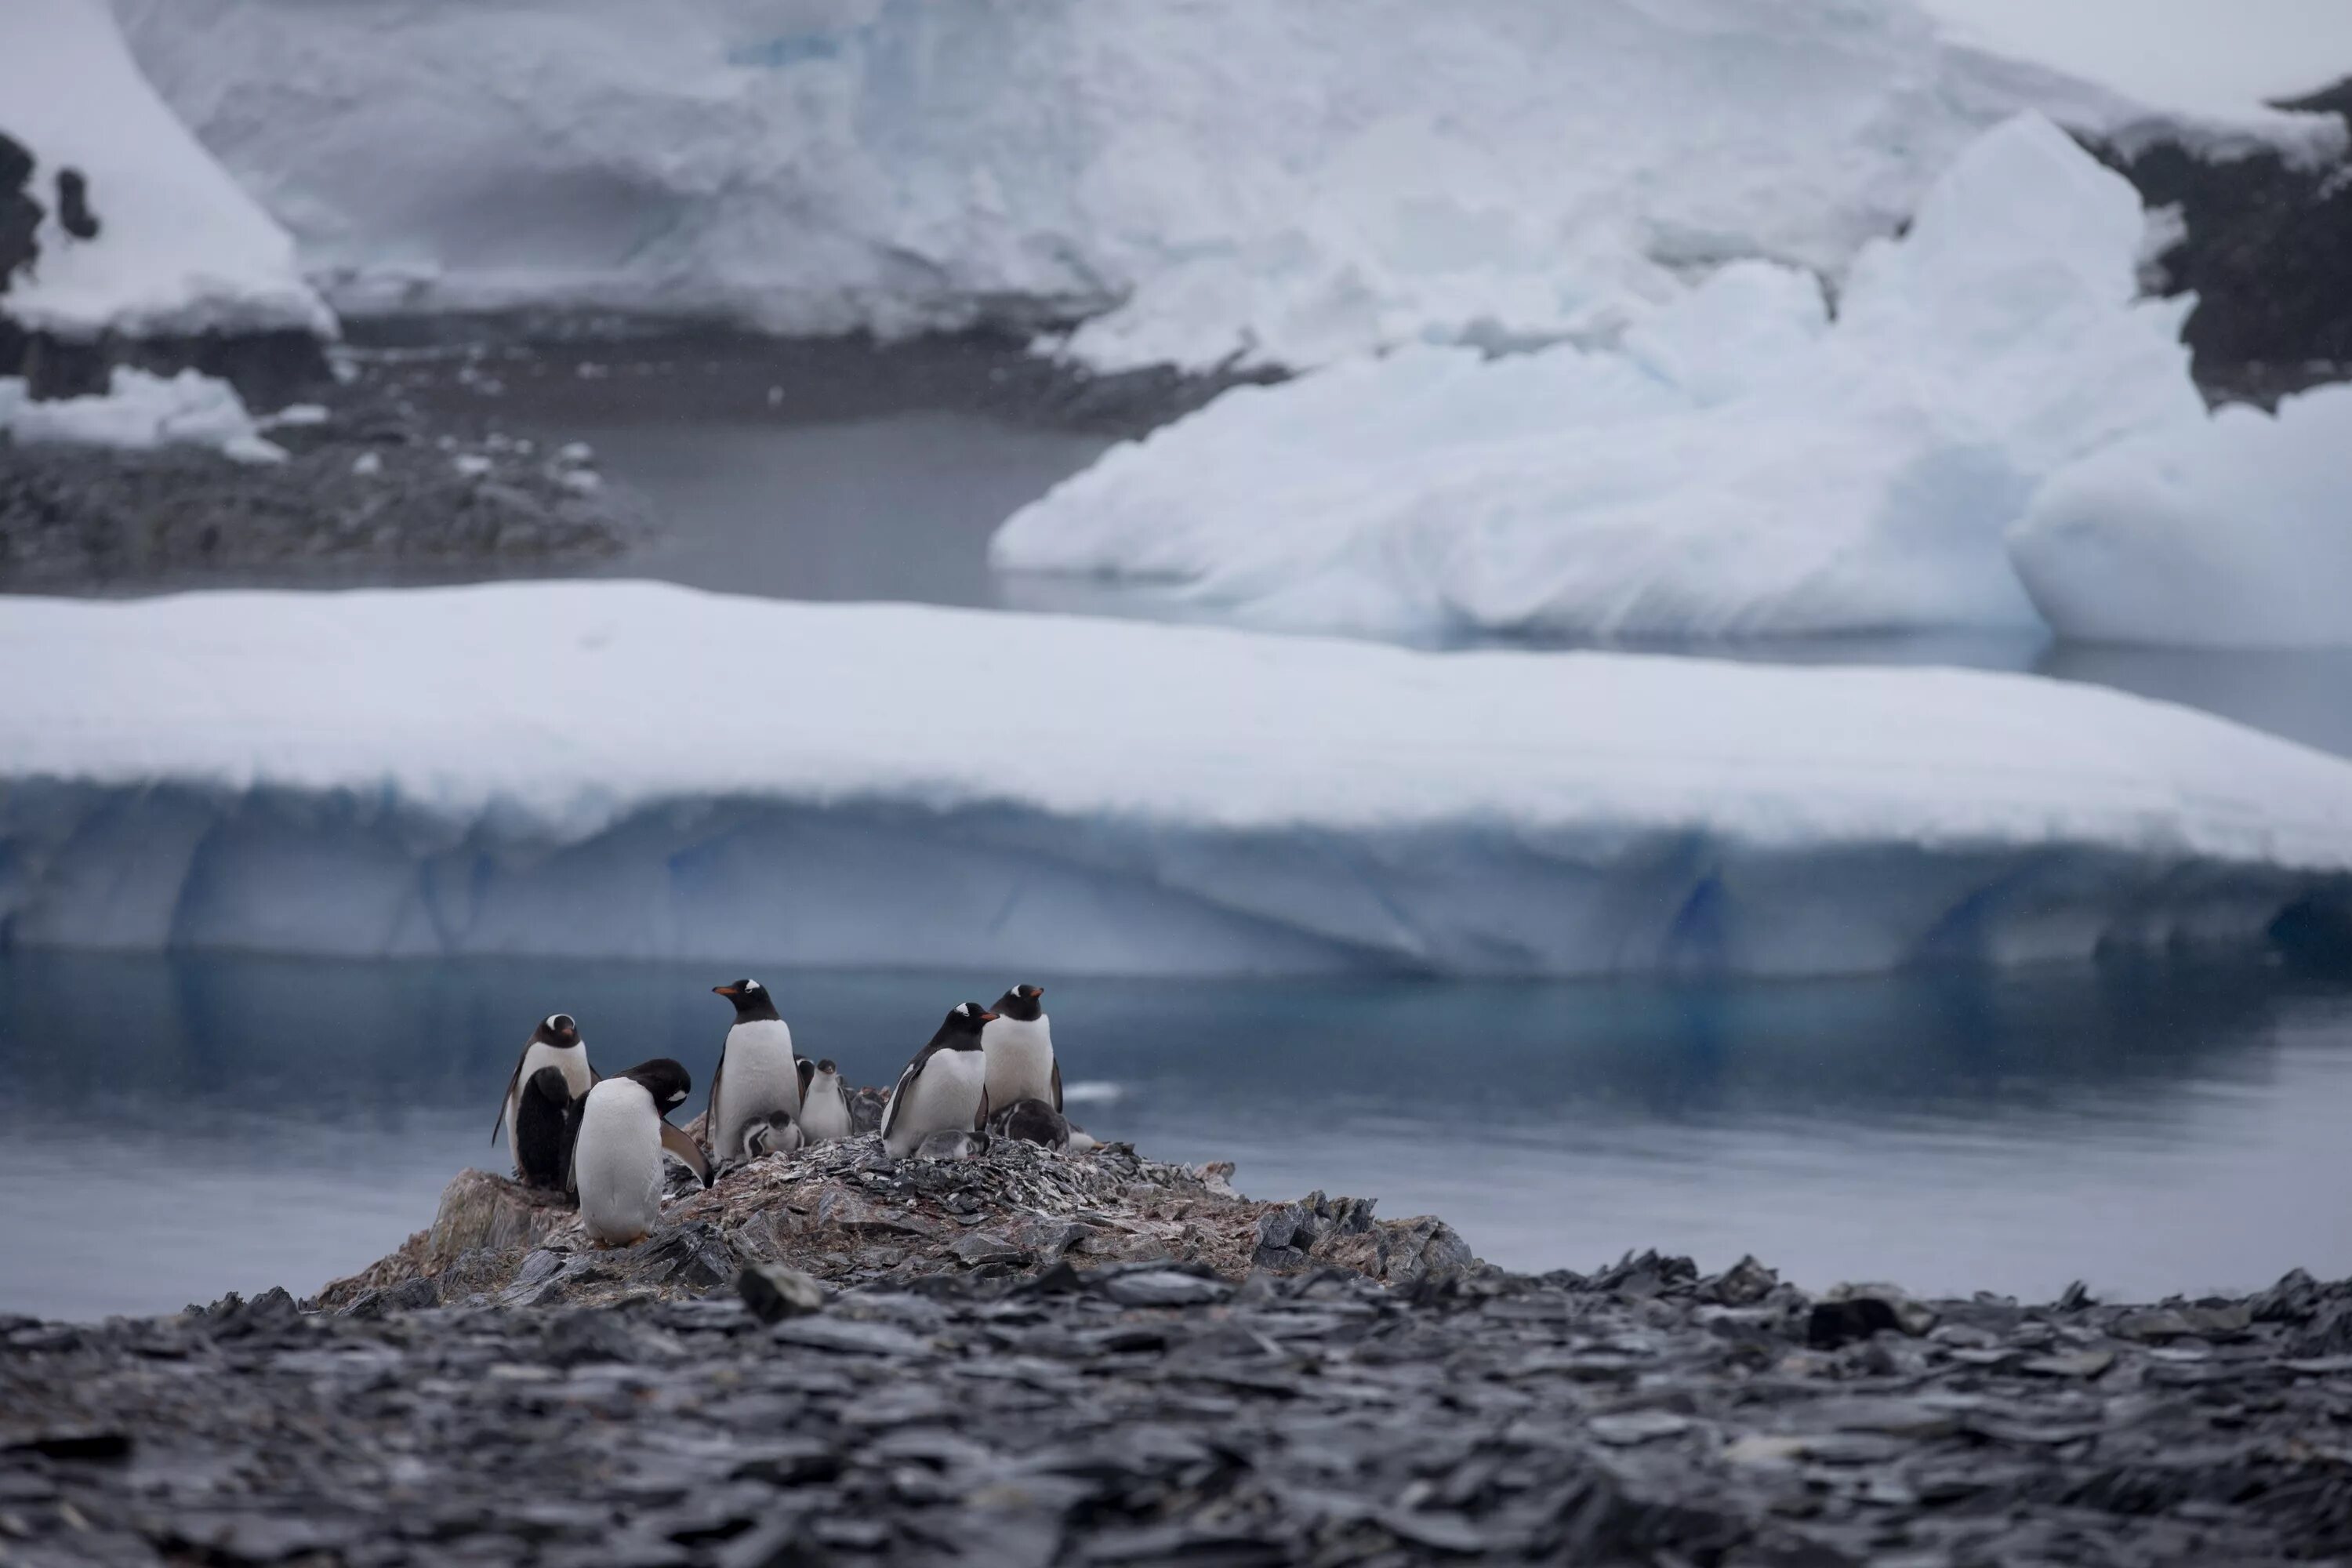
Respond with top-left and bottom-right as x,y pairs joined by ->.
2,582 -> 2347,977
108,0 -> 2284,374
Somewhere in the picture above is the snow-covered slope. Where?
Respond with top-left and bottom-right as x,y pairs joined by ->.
2009,384 -> 2352,649
0,0 -> 331,340
109,0 -> 2244,374
993,115 -> 2209,641
0,368 -> 284,460
2,582 -> 2347,976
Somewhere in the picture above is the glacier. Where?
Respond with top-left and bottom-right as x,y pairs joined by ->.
0,0 -> 331,341
2,581 -> 2348,977
2009,383 -> 2352,650
991,114 -> 2213,641
105,0 -> 2317,375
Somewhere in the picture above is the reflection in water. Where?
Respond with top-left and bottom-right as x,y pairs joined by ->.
4,951 -> 2350,1318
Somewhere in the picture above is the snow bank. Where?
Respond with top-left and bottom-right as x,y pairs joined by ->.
109,0 -> 2218,374
993,115 -> 2207,640
2,581 -> 2347,977
0,0 -> 332,339
2009,384 -> 2352,649
0,367 -> 285,461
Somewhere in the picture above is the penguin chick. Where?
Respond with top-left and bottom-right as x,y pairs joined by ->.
987,1097 -> 1070,1149
913,1127 -> 991,1162
745,1110 -> 805,1160
796,1058 -> 853,1144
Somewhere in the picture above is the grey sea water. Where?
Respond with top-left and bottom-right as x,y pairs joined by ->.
3,952 -> 2350,1320
5,342 -> 2347,1322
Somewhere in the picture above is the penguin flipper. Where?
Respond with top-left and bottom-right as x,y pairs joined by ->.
705,1049 -> 727,1156
797,1055 -> 815,1103
1051,1059 -> 1063,1115
879,1051 -> 926,1143
660,1120 -> 712,1189
975,1083 -> 991,1134
492,1050 -> 527,1145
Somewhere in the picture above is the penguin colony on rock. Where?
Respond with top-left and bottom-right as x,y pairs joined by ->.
490,981 -> 1083,1246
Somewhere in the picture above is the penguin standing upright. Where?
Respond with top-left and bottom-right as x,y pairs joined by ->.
982,984 -> 1061,1113
707,980 -> 802,1165
797,1058 -> 854,1144
879,1004 -> 994,1158
512,1066 -> 583,1190
575,1059 -> 710,1246
492,1014 -> 593,1178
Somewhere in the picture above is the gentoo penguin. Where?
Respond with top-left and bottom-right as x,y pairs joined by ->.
796,1058 -> 853,1144
707,980 -> 801,1166
513,1066 -> 583,1189
575,1058 -> 710,1247
493,1014 -> 594,1177
989,1097 -> 1070,1150
982,984 -> 1060,1113
879,1004 -> 994,1158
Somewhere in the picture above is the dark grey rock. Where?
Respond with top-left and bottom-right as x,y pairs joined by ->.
737,1263 -> 826,1324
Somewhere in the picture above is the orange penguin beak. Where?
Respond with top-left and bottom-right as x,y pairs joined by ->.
712,984 -> 739,997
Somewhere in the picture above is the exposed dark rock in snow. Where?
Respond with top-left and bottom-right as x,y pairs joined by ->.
0,399 -> 644,590
2096,89 -> 2352,401
13,323 -> 329,407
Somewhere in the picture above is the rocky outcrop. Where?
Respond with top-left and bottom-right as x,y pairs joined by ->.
0,395 -> 643,587
2096,83 -> 2352,401
316,1135 -> 1479,1315
15,1247 -> 2352,1563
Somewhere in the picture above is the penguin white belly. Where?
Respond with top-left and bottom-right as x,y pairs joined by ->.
799,1084 -> 852,1143
575,1080 -> 663,1245
884,1050 -> 988,1157
714,1021 -> 800,1162
505,1040 -> 593,1154
983,1018 -> 1056,1109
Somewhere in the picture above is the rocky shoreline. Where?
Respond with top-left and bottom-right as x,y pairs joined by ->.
8,1131 -> 2352,1566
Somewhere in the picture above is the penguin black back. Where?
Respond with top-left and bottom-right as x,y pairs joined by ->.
514,1066 -> 581,1190
620,1058 -> 695,1118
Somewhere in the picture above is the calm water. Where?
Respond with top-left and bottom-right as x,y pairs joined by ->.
5,950 -> 2350,1320
7,343 -> 2350,1322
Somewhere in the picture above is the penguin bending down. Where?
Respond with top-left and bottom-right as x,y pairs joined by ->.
879,1004 -> 994,1159
982,984 -> 1061,1113
708,980 -> 801,1166
513,1066 -> 583,1189
797,1058 -> 853,1144
989,1097 -> 1070,1150
493,1014 -> 593,1178
575,1059 -> 710,1246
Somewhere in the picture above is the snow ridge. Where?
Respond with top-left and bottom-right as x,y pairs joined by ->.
2,583 -> 2348,976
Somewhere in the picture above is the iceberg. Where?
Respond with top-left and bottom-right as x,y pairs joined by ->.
0,0 -> 332,341
992,115 -> 2209,641
107,0 -> 2252,375
1,581 -> 2347,977
2009,383 -> 2352,649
